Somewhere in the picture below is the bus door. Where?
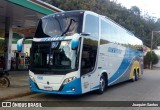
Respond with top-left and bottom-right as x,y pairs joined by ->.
80,37 -> 98,93
81,13 -> 99,93
80,43 -> 92,93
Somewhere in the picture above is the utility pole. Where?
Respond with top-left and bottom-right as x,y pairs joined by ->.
150,31 -> 160,69
151,31 -> 160,50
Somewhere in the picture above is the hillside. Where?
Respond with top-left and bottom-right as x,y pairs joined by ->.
43,0 -> 160,48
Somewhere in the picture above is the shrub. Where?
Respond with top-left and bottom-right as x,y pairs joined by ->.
144,51 -> 159,69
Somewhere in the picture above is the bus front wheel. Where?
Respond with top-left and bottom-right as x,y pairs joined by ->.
97,75 -> 106,94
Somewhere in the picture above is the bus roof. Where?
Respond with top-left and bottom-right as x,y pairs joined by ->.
40,10 -> 142,44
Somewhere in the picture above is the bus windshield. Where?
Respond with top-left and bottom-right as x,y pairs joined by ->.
34,12 -> 83,38
30,40 -> 79,74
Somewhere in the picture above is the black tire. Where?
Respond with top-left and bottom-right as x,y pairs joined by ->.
97,75 -> 106,94
135,70 -> 139,81
0,76 -> 10,88
131,70 -> 138,82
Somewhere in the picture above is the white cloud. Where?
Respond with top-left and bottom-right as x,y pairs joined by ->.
112,0 -> 160,18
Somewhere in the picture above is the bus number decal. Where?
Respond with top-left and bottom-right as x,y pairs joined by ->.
37,76 -> 43,80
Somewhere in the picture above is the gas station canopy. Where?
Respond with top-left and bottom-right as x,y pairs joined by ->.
0,0 -> 62,30
0,0 -> 62,70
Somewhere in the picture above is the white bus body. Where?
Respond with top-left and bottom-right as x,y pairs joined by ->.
29,10 -> 143,95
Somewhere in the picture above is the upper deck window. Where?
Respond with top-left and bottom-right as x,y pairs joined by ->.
35,11 -> 84,38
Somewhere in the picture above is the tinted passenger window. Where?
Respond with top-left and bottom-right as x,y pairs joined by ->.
101,20 -> 110,41
84,14 -> 99,39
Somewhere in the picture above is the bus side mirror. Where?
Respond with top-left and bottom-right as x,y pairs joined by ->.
17,38 -> 25,52
71,39 -> 79,50
71,34 -> 80,50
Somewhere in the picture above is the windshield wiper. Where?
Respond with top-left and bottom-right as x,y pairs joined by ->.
61,19 -> 76,36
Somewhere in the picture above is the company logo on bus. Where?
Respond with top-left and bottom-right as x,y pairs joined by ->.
108,47 -> 122,54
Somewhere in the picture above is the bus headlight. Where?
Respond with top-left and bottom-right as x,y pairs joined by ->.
29,75 -> 35,82
63,77 -> 77,85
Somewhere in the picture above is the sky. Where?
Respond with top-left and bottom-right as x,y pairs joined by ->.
112,0 -> 160,18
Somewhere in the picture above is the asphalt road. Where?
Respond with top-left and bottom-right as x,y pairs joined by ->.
5,69 -> 160,110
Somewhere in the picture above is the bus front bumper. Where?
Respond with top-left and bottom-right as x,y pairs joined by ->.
29,78 -> 82,95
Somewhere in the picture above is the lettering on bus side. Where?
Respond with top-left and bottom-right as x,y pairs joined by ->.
41,37 -> 65,42
108,47 -> 122,54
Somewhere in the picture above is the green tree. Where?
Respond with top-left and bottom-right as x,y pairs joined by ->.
130,6 -> 141,16
144,51 -> 159,69
43,0 -> 160,47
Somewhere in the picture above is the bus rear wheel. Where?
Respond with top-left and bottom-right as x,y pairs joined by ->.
131,70 -> 138,82
97,75 -> 106,94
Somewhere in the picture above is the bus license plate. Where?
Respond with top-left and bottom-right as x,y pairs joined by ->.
44,86 -> 52,91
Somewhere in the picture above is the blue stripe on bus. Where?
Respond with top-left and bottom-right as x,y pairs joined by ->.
108,48 -> 141,85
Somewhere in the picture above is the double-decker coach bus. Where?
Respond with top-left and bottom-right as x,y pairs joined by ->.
29,10 -> 143,95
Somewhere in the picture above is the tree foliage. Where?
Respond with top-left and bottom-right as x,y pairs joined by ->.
144,51 -> 159,69
130,6 -> 140,16
43,0 -> 160,48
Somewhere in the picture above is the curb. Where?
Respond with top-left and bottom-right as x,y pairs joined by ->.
0,92 -> 36,101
